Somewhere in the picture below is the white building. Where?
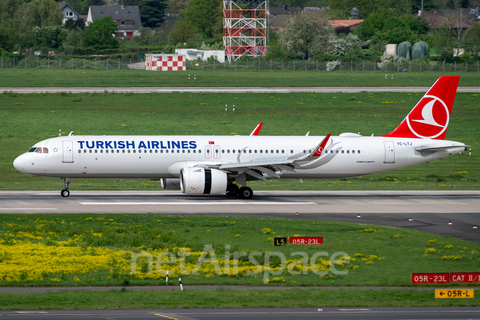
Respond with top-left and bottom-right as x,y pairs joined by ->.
175,49 -> 225,63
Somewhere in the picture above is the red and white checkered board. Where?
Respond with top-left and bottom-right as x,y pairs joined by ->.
148,55 -> 185,71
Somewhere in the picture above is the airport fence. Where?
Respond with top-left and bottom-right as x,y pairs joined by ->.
1,57 -> 479,73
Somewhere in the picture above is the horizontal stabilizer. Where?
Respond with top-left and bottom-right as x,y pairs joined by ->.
415,145 -> 468,152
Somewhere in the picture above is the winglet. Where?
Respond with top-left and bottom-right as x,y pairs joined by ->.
382,76 -> 459,140
311,134 -> 331,157
250,122 -> 263,136
297,134 -> 331,162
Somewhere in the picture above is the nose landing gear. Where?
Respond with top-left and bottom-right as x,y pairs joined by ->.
61,178 -> 71,197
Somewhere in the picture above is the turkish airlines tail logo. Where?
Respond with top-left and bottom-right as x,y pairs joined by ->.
383,76 -> 459,140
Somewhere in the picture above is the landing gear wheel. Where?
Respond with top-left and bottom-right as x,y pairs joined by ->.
226,184 -> 239,197
61,189 -> 70,197
239,186 -> 253,199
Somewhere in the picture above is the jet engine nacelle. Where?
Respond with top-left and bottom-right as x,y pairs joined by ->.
161,178 -> 181,190
180,167 -> 227,195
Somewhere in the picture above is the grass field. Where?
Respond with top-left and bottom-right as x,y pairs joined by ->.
1,90 -> 478,191
1,69 -> 480,87
1,214 -> 479,287
0,214 -> 479,309
2,288 -> 479,310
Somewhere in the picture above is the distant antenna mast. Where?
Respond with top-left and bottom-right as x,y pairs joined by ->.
223,0 -> 268,62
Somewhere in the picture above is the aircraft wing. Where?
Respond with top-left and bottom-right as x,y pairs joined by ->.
217,135 -> 332,180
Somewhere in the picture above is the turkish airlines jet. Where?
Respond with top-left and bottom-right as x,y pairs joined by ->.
13,76 -> 467,199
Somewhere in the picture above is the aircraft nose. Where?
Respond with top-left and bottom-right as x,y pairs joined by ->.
13,154 -> 28,173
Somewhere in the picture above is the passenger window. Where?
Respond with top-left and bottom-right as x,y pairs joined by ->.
347,150 -> 349,154
122,150 -> 125,153
182,150 -> 185,153
254,150 -> 257,153
177,150 -> 180,153
128,150 -> 131,153
260,150 -> 263,153
341,150 -> 344,154
303,150 -> 306,153
90,150 -> 93,153
358,150 -> 361,154
84,150 -> 87,153
290,150 -> 293,153
78,150 -> 81,153
188,150 -> 190,153
232,150 -> 235,153
166,150 -> 168,153
199,150 -> 201,153
95,150 -> 98,153
117,150 -> 120,153
352,150 -> 355,154
249,150 -> 252,153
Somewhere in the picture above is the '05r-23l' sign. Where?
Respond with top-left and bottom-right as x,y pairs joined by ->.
273,237 -> 323,246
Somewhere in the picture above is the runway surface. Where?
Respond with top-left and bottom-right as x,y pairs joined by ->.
2,307 -> 480,320
1,190 -> 479,242
2,86 -> 480,93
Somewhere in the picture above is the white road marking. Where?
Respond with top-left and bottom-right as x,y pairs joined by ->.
337,309 -> 371,311
80,201 -> 316,205
0,208 -> 57,210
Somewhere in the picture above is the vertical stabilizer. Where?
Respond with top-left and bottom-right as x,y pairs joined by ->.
382,76 -> 460,140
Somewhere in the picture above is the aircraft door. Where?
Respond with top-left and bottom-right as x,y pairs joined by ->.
213,145 -> 221,159
204,146 -> 212,159
62,141 -> 74,163
383,141 -> 395,163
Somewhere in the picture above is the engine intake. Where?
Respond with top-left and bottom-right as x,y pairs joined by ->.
161,178 -> 181,190
180,167 -> 227,195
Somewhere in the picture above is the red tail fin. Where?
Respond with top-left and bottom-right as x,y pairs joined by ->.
382,76 -> 460,140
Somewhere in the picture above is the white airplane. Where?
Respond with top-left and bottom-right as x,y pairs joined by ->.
13,76 -> 467,199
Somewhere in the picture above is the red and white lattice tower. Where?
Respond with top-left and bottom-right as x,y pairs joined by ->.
223,0 -> 268,62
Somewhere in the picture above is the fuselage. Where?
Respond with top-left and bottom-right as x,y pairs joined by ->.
13,134 -> 466,180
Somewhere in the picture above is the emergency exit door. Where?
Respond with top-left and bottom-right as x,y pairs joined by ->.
383,141 -> 395,163
62,141 -> 74,163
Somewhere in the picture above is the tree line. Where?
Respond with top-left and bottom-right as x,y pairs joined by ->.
1,0 -> 479,63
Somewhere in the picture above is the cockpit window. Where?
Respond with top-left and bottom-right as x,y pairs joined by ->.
28,147 -> 48,153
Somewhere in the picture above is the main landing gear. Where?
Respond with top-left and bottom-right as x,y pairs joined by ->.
226,184 -> 253,199
61,178 -> 71,197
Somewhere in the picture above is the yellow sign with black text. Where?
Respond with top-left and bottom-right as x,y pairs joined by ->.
435,289 -> 474,298
273,237 -> 287,246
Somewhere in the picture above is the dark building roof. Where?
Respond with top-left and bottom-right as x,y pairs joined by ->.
269,6 -> 301,16
88,6 -> 142,31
